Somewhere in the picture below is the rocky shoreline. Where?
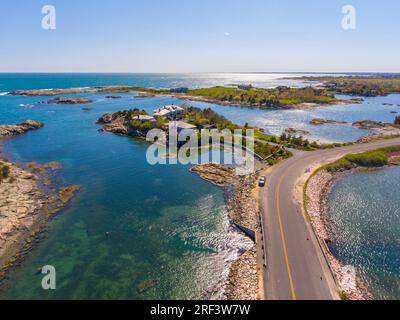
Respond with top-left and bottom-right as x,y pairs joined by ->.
0,121 -> 80,283
191,163 -> 261,300
305,159 -> 399,300
0,120 -> 44,137
0,158 -> 80,280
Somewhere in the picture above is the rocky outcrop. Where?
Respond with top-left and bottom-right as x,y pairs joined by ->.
97,111 -> 152,138
224,247 -> 258,300
97,112 -> 115,124
0,160 -> 48,260
310,118 -> 349,125
59,185 -> 81,204
97,112 -> 131,136
285,127 -> 310,135
191,163 -> 235,186
0,159 -> 80,276
48,97 -> 94,104
352,120 -> 390,130
105,95 -> 122,99
99,119 -> 130,136
0,120 -> 44,137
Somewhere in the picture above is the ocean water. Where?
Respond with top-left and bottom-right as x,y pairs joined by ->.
328,167 -> 400,300
0,73 -> 399,299
0,72 -> 336,93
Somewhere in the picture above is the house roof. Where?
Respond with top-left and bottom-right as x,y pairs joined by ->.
170,121 -> 197,130
153,105 -> 184,115
132,115 -> 155,121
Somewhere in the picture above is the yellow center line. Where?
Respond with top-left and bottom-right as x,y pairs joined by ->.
275,167 -> 297,300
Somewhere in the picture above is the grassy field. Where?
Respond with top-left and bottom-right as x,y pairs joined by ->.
324,146 -> 400,172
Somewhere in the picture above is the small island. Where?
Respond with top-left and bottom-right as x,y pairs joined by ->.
310,118 -> 349,125
105,95 -> 122,99
0,120 -> 44,136
48,97 -> 95,104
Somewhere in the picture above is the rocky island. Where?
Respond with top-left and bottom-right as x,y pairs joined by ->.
48,97 -> 94,104
0,120 -> 44,137
310,118 -> 349,125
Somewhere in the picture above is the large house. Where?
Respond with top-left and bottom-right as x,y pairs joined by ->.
132,114 -> 156,123
153,105 -> 184,120
169,121 -> 197,134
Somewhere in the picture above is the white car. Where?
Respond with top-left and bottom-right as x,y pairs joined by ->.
259,176 -> 266,187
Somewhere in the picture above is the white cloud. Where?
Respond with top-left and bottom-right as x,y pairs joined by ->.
224,32 -> 231,36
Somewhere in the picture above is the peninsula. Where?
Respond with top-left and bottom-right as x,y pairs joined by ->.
97,105 -> 292,164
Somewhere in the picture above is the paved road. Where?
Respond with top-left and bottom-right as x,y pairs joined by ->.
260,138 -> 400,300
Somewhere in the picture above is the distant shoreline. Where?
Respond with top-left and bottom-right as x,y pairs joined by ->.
5,85 -> 354,110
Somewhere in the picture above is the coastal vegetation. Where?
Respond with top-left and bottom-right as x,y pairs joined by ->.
187,86 -> 338,107
97,109 -> 167,135
98,106 -> 293,163
395,116 -> 400,125
183,106 -> 241,130
296,76 -> 400,97
9,85 -> 340,108
323,146 -> 400,172
0,163 -> 10,182
279,133 -> 318,150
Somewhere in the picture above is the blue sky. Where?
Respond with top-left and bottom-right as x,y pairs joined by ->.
0,0 -> 399,72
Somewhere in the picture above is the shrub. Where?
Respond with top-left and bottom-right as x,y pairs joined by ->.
394,116 -> 400,125
325,150 -> 389,172
0,164 -> 10,181
345,151 -> 388,167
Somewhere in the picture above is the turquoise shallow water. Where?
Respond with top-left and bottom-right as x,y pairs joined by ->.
0,73 -> 399,299
0,103 -> 253,299
328,167 -> 400,300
